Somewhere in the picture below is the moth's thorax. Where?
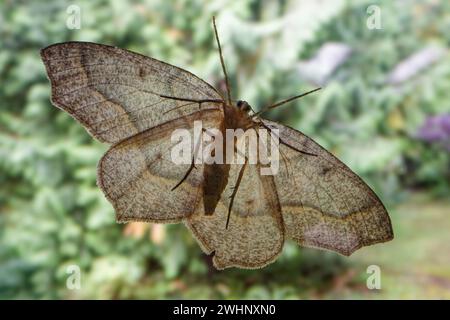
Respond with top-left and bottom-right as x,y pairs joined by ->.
224,101 -> 255,130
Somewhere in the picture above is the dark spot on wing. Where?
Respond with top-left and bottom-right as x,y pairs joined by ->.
138,67 -> 146,78
320,166 -> 333,176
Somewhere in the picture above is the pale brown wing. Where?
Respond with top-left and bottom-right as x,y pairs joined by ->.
41,42 -> 222,143
98,109 -> 224,223
261,119 -> 393,256
185,143 -> 284,270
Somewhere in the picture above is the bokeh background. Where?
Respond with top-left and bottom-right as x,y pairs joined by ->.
1,0 -> 450,299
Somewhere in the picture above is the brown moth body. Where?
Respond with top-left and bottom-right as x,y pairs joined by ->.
203,114 -> 229,216
202,101 -> 259,218
224,101 -> 255,130
40,17 -> 393,270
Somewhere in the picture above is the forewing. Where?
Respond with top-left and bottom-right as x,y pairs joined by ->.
41,42 -> 222,143
98,109 -> 224,223
186,151 -> 284,270
261,119 -> 393,256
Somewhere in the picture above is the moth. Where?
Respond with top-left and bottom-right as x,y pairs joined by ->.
41,17 -> 393,269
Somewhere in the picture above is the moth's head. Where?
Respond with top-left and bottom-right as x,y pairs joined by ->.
236,100 -> 251,113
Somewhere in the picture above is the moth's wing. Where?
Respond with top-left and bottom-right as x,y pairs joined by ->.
98,109 -> 223,223
185,138 -> 284,270
261,119 -> 393,256
41,42 -> 222,143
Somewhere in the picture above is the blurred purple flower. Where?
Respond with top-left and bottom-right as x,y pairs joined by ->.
416,114 -> 450,151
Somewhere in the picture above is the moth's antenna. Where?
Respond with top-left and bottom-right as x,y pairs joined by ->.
252,88 -> 321,118
213,16 -> 232,105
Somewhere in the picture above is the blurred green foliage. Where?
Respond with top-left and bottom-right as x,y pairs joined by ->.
0,0 -> 449,299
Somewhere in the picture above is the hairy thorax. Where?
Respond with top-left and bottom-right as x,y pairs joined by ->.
223,101 -> 256,131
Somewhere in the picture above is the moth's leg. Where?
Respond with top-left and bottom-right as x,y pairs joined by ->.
243,122 -> 291,177
281,138 -> 316,156
259,122 -> 317,157
245,122 -> 298,179
171,127 -> 220,191
171,128 -> 208,191
250,125 -> 292,178
277,142 -> 292,178
226,155 -> 249,229
171,158 -> 197,191
251,126 -> 302,210
256,123 -> 306,210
